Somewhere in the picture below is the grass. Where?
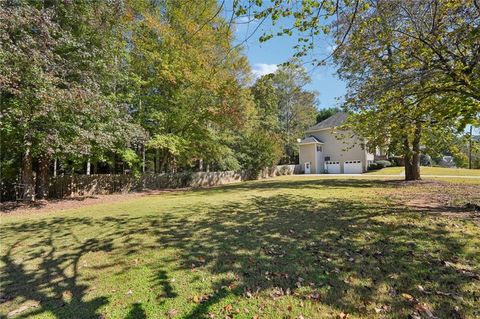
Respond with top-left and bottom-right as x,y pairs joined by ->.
1,176 -> 479,319
367,166 -> 480,176
365,167 -> 404,175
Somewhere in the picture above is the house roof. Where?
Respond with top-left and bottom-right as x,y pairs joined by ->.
298,135 -> 324,145
306,112 -> 349,132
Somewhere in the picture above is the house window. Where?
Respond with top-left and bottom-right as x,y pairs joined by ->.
316,145 -> 322,152
324,156 -> 330,161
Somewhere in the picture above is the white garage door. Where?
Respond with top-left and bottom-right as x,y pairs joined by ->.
344,160 -> 363,174
325,161 -> 341,174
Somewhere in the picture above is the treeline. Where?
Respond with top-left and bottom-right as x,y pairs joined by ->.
0,0 -> 317,201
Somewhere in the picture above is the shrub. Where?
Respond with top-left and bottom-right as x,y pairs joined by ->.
375,160 -> 392,168
389,156 -> 404,167
420,154 -> 432,166
368,162 -> 381,170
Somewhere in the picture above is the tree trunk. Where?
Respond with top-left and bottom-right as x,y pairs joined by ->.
21,141 -> 35,201
36,154 -> 50,200
404,124 -> 422,181
142,144 -> 146,173
154,149 -> 159,174
53,159 -> 57,177
86,158 -> 91,175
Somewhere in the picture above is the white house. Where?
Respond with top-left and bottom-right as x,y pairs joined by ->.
297,112 -> 374,174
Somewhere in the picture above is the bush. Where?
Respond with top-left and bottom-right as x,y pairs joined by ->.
375,160 -> 392,168
389,156 -> 404,167
420,154 -> 432,166
368,163 -> 381,170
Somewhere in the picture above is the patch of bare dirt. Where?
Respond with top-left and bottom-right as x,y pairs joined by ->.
0,188 -> 189,216
392,180 -> 480,224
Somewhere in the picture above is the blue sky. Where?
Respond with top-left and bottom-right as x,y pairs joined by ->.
225,8 -> 347,110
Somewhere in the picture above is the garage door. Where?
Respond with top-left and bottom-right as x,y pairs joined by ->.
325,161 -> 340,174
344,160 -> 363,174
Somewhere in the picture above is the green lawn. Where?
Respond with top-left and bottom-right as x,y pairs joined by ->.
1,176 -> 479,319
365,167 -> 405,175
367,166 -> 480,176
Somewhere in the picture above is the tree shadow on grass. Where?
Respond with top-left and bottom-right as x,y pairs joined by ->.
191,177 -> 402,195
1,228 -> 111,318
172,195 -> 478,318
125,302 -> 146,319
1,178 -> 478,318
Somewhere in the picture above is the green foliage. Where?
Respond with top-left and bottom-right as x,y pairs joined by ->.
316,107 -> 340,123
251,62 -> 318,164
127,0 -> 255,172
147,134 -> 186,157
0,0 -> 141,191
238,130 -> 282,179
120,148 -> 141,167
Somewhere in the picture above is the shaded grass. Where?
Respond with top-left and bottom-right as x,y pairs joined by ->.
1,176 -> 479,319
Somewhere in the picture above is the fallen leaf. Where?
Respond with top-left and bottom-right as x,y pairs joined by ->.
193,294 -> 211,304
224,304 -> 233,312
338,312 -> 349,319
62,290 -> 73,301
414,303 -> 438,319
166,309 -> 178,318
401,293 -> 414,301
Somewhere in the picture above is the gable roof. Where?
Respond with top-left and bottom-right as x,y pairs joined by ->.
307,112 -> 349,132
298,135 -> 324,145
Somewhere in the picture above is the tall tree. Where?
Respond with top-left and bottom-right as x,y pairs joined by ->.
0,1 -> 137,200
252,63 -> 317,164
127,0 -> 254,173
316,107 -> 340,123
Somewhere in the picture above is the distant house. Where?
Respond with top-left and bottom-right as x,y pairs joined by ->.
297,112 -> 374,174
439,156 -> 455,168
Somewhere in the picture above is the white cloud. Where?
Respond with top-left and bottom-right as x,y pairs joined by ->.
326,44 -> 337,53
236,16 -> 252,24
252,63 -> 278,79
